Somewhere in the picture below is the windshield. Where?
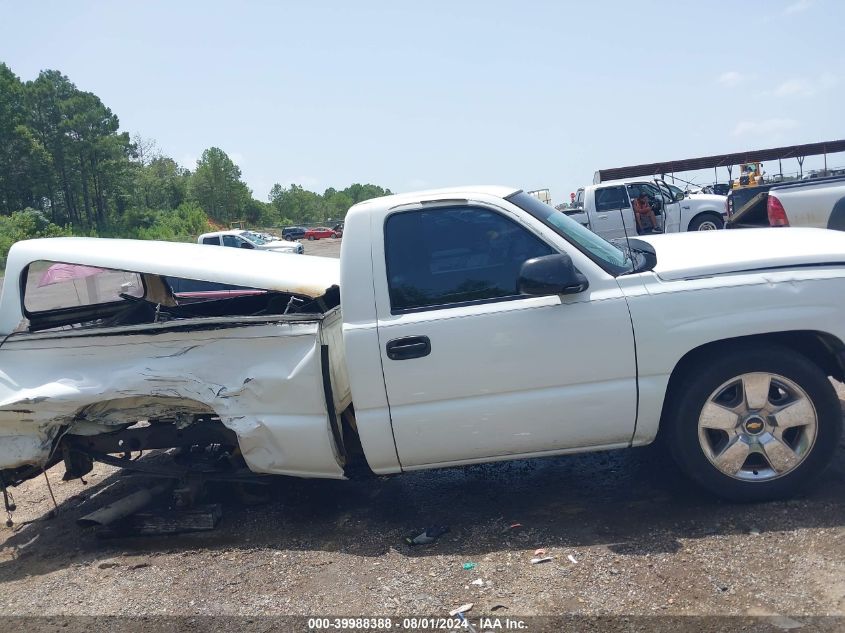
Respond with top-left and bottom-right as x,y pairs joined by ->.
507,191 -> 633,275
241,231 -> 267,245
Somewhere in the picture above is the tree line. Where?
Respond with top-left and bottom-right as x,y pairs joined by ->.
0,62 -> 391,264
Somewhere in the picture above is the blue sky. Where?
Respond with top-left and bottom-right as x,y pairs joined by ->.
1,0 -> 842,204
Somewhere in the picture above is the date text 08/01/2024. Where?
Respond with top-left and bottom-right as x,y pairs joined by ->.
307,616 -> 528,630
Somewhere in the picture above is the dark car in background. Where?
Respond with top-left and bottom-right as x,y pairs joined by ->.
281,226 -> 307,240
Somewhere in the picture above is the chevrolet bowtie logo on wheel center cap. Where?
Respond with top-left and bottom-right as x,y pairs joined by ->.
743,416 -> 766,435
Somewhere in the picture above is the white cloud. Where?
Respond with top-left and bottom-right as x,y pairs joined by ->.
732,118 -> 799,137
783,0 -> 813,14
769,73 -> 838,97
717,71 -> 743,87
773,78 -> 814,97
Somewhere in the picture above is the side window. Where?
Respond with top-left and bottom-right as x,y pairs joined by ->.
384,206 -> 554,312
222,235 -> 241,248
628,183 -> 663,202
202,236 -> 220,245
575,190 -> 584,208
23,261 -> 143,314
594,186 -> 629,212
626,184 -> 643,200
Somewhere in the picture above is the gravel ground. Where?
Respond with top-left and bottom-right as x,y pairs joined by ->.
0,236 -> 843,624
300,236 -> 342,258
0,395 -> 843,620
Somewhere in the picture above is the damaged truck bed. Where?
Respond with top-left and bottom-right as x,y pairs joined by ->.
0,238 -> 351,489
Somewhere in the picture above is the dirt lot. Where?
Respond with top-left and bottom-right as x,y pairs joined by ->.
300,236 -> 343,259
0,236 -> 843,625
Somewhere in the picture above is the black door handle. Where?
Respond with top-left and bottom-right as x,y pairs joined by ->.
386,335 -> 431,360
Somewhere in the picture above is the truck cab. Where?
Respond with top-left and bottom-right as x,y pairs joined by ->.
567,179 -> 726,240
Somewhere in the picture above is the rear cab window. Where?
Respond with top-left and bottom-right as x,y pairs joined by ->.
22,261 -> 146,332
24,261 -> 143,314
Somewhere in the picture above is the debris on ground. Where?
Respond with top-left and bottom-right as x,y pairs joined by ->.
470,578 -> 484,586
567,554 -> 578,564
462,562 -> 476,570
448,603 -> 473,616
530,556 -> 553,564
533,548 -> 546,556
404,525 -> 450,546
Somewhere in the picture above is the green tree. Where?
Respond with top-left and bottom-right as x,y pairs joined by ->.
0,208 -> 70,268
188,147 -> 251,223
269,183 -> 324,225
22,69 -> 133,231
133,156 -> 190,211
341,183 -> 391,205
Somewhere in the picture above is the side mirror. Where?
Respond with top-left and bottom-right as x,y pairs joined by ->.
675,192 -> 686,202
625,238 -> 657,271
518,253 -> 588,297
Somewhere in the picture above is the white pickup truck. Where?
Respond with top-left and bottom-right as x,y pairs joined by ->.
727,175 -> 845,230
198,229 -> 304,254
568,179 -> 727,240
1,186 -> 843,503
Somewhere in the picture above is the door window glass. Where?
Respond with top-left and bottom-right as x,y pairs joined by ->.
202,236 -> 220,245
594,186 -> 629,212
385,207 -> 554,312
627,182 -> 668,202
222,235 -> 242,248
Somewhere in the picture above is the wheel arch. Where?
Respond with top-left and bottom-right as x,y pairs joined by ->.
825,195 -> 845,231
658,330 -> 845,436
687,210 -> 724,231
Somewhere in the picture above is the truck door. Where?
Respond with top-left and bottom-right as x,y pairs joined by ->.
593,186 -> 634,240
372,201 -> 637,468
654,180 -> 682,233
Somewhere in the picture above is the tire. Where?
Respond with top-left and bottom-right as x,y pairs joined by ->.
688,212 -> 724,231
331,232 -> 338,239
308,235 -> 315,241
825,196 -> 845,231
664,343 -> 841,501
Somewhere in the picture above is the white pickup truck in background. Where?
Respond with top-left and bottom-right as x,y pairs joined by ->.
726,175 -> 845,230
1,186 -> 844,505
198,229 -> 304,254
567,179 -> 727,241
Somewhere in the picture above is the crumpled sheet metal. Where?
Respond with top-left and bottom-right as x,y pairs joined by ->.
0,318 -> 345,478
